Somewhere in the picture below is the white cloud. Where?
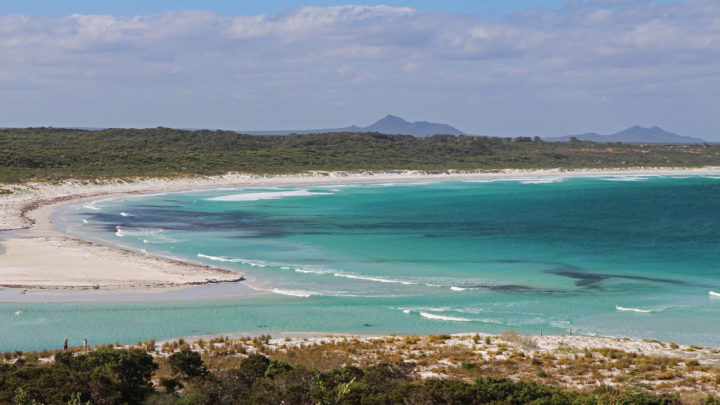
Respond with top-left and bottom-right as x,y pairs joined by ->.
0,2 -> 718,138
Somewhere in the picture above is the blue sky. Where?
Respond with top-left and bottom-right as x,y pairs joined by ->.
0,0 -> 718,139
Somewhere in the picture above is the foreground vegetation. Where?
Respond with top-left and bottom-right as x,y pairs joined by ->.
1,127 -> 719,182
1,348 -> 708,405
3,333 -> 718,404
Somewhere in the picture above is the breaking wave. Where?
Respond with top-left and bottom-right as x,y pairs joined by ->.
518,177 -> 564,184
335,273 -> 417,285
272,289 -> 314,297
115,226 -> 164,238
419,312 -> 472,322
206,190 -> 333,202
601,176 -> 649,182
197,254 -> 268,267
115,226 -> 182,244
616,305 -> 652,313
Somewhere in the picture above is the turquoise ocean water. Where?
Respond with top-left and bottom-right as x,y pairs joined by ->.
2,175 -> 720,351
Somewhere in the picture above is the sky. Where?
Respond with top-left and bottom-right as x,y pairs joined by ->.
0,0 -> 718,139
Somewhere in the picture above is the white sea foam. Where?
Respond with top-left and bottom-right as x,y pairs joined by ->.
400,306 -> 454,313
115,226 -> 165,238
142,237 -> 184,244
272,288 -> 314,297
82,196 -> 121,211
207,190 -> 333,202
120,212 -> 134,217
419,312 -> 472,322
519,177 -> 564,184
477,318 -> 505,325
335,273 -> 417,285
294,268 -> 331,275
82,219 -> 89,224
452,307 -> 485,314
461,179 -> 502,183
616,305 -> 652,313
377,181 -> 438,187
709,291 -> 720,298
294,267 -> 418,286
270,288 -> 360,298
115,226 -> 181,243
197,253 -> 268,267
450,286 -> 466,291
464,177 -> 565,184
601,176 -> 648,182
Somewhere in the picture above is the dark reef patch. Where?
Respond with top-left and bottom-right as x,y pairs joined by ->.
547,269 -> 683,288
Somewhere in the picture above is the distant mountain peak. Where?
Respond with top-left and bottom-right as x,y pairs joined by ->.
375,114 -> 409,125
240,114 -> 465,137
364,114 -> 464,137
544,125 -> 708,144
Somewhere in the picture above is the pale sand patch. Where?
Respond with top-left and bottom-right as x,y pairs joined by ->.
0,236 -> 243,289
173,331 -> 720,364
2,167 -> 720,290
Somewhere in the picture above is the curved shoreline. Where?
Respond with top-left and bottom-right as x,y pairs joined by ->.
2,167 -> 720,291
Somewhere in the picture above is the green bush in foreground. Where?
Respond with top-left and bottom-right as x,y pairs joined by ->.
1,346 -> 156,404
1,348 -> 711,405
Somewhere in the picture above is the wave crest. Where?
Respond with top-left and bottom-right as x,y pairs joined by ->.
419,312 -> 472,322
197,253 -> 268,267
615,305 -> 652,313
272,288 -> 314,297
207,190 -> 333,202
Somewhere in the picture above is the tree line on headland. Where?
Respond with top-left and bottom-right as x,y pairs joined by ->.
1,127 -> 719,182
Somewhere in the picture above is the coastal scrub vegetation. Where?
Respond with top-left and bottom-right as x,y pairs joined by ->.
0,348 -> 702,405
2,334 -> 719,404
1,127 -> 719,182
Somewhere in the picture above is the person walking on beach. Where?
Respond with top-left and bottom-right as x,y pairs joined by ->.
63,338 -> 68,351
83,338 -> 88,352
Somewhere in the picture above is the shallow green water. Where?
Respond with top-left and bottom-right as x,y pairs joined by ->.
2,175 -> 720,351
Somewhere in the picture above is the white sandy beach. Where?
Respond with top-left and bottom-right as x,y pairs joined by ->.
2,167 -> 720,290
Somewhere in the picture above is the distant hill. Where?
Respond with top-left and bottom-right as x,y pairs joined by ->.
244,114 -> 465,137
544,125 -> 708,144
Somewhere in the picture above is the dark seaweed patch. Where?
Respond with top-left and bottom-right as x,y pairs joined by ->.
547,269 -> 683,288
456,283 -> 563,295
